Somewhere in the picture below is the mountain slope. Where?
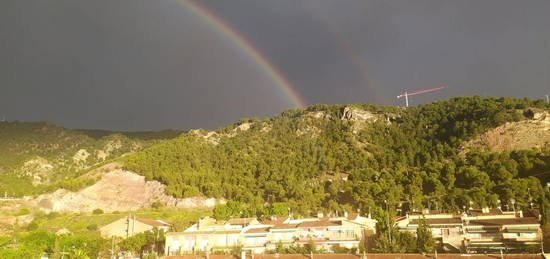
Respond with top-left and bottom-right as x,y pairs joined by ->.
0,121 -> 181,196
462,110 -> 550,152
28,163 -> 224,213
121,96 -> 550,217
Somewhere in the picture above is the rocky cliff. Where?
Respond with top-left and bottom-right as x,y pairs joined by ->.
30,167 -> 225,213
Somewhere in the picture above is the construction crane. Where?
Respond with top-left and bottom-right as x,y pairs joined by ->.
397,86 -> 444,107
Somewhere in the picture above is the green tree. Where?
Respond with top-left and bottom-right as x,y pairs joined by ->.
120,233 -> 147,255
269,202 -> 288,217
416,218 -> 435,253
213,204 -> 231,220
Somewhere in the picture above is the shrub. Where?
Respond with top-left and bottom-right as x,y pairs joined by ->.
46,212 -> 60,219
16,207 -> 30,216
151,201 -> 163,210
86,224 -> 98,231
26,221 -> 38,231
332,245 -> 351,254
92,209 -> 104,215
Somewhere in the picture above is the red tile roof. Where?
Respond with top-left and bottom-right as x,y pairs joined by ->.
410,218 -> 462,225
395,216 -> 407,222
467,217 -> 539,226
136,218 -> 171,227
261,217 -> 288,225
468,209 -> 504,216
271,224 -> 298,230
346,213 -> 359,220
298,220 -> 341,228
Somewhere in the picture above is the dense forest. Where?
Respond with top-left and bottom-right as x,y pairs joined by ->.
122,96 -> 550,221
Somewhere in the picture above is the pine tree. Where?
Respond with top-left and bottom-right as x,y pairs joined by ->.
416,218 -> 435,253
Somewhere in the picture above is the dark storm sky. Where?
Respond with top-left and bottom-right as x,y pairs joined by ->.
1,0 -> 549,131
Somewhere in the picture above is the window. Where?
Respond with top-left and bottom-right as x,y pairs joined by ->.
172,240 -> 180,251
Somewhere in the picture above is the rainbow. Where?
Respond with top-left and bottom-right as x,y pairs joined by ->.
179,0 -> 306,108
304,3 -> 388,105
330,31 -> 389,105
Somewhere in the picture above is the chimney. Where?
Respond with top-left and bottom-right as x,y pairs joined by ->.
344,211 -> 349,218
317,212 -> 324,218
422,208 -> 430,215
519,210 -> 523,218
482,207 -> 489,214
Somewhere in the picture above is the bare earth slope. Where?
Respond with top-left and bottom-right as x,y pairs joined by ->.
462,111 -> 550,152
30,164 -> 225,213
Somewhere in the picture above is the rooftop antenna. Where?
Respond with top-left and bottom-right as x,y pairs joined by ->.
397,86 -> 445,107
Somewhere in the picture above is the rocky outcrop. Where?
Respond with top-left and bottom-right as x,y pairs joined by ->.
73,149 -> 90,163
341,107 -> 381,133
31,169 -> 225,213
308,111 -> 332,120
462,110 -> 550,152
191,130 -> 222,145
19,157 -> 54,185
191,122 -> 254,145
341,107 -> 379,122
234,122 -> 252,132
533,111 -> 550,123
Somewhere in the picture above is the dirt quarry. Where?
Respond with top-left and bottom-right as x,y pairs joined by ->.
29,166 -> 225,213
462,111 -> 550,152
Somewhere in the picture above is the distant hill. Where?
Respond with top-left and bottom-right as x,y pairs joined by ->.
0,121 -> 181,196
120,96 -> 550,218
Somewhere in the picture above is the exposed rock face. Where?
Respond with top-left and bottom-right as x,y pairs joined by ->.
175,197 -> 224,207
341,107 -> 379,122
191,122 -> 254,145
234,122 -> 252,132
533,111 -> 550,123
73,149 -> 91,170
309,111 -> 332,120
73,149 -> 90,163
97,140 -> 123,161
191,130 -> 222,145
462,111 -> 550,152
20,157 -> 54,185
341,107 -> 380,133
32,170 -> 225,213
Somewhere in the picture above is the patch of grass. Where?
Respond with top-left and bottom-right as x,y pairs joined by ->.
15,208 -> 30,216
28,207 -> 211,235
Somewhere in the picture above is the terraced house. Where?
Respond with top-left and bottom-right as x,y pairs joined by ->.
395,208 -> 542,253
165,212 -> 377,255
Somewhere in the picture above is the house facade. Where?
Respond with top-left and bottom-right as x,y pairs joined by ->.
99,215 -> 171,239
165,212 -> 377,255
165,216 -> 260,253
395,208 -> 541,253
